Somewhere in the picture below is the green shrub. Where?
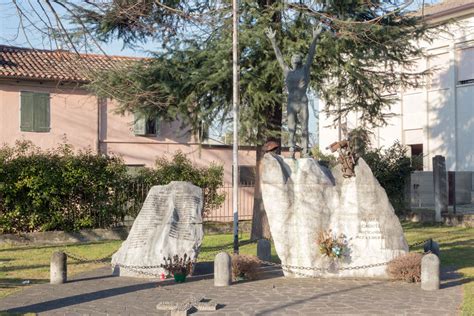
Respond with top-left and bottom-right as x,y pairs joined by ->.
0,143 -> 225,233
362,141 -> 416,215
0,141 -> 129,233
134,151 -> 225,216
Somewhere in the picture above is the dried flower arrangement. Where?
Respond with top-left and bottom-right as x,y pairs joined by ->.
232,254 -> 260,281
317,229 -> 348,259
387,252 -> 422,283
160,254 -> 193,277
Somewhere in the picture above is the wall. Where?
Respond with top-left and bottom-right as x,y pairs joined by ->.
0,81 -> 258,184
410,171 -> 472,207
0,80 -> 99,152
102,99 -> 257,184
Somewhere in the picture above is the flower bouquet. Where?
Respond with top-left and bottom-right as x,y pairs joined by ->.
160,254 -> 193,283
317,229 -> 348,260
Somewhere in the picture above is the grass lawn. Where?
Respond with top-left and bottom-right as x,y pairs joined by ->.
402,222 -> 474,315
1,224 -> 473,313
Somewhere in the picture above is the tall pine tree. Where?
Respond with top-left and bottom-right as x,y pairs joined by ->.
58,0 -> 431,239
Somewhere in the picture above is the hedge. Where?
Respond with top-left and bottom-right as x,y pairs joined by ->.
0,141 -> 224,233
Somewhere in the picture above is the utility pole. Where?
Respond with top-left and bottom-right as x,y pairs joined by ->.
232,0 -> 240,254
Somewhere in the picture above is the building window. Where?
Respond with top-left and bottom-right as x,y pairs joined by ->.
457,46 -> 474,85
409,144 -> 423,171
20,91 -> 50,132
133,112 -> 160,136
239,165 -> 256,185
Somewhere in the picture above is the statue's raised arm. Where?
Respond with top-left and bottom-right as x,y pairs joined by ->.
265,27 -> 289,75
304,24 -> 325,79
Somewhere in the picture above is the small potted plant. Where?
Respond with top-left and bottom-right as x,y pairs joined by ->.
160,254 -> 193,283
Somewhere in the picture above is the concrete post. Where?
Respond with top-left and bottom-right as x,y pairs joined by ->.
421,253 -> 440,291
50,251 -> 67,284
432,155 -> 447,222
214,252 -> 232,287
257,239 -> 271,262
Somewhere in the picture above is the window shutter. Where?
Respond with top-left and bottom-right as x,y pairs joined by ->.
34,93 -> 50,132
133,112 -> 146,135
20,92 -> 34,132
457,47 -> 474,83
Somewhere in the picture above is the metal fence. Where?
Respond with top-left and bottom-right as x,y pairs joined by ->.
121,182 -> 255,223
206,183 -> 255,222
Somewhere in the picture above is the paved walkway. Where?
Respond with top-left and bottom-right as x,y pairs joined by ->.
0,267 -> 463,315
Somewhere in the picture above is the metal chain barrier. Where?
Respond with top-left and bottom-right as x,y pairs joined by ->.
408,239 -> 431,249
258,258 -> 390,278
63,249 -> 117,264
60,231 -> 456,278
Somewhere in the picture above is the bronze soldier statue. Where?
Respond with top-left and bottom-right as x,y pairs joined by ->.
266,24 -> 325,158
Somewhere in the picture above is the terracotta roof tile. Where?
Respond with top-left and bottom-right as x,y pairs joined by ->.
0,45 -> 140,83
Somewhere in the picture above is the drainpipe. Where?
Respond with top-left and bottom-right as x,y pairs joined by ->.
97,97 -> 102,155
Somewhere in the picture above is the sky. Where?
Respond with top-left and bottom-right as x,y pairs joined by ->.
0,0 -> 155,57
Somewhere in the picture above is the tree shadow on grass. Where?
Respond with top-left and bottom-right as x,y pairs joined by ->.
439,239 -> 474,270
0,260 -> 110,273
0,240 -> 118,253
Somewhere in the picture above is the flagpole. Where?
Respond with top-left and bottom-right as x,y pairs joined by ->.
232,0 -> 240,254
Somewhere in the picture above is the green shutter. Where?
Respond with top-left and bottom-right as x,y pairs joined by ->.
20,92 -> 50,132
33,93 -> 50,132
133,112 -> 146,135
20,92 -> 34,132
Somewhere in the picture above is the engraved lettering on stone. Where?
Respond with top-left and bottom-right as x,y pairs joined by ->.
111,182 -> 204,278
128,194 -> 168,249
356,221 -> 384,240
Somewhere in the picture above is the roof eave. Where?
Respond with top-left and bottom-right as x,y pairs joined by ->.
423,3 -> 474,24
0,75 -> 89,84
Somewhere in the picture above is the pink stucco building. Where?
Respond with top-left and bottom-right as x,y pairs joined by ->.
0,45 -> 257,220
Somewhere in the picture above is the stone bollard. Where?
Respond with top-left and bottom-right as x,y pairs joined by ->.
257,239 -> 271,262
421,253 -> 440,291
423,239 -> 440,257
214,252 -> 232,287
50,251 -> 67,284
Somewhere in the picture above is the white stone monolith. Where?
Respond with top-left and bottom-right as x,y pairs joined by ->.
261,154 -> 408,278
111,181 -> 204,278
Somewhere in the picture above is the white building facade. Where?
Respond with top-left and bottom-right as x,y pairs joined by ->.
319,1 -> 474,173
